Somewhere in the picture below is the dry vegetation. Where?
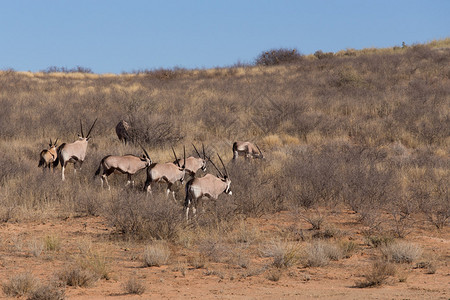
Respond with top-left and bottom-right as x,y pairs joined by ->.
0,39 -> 449,298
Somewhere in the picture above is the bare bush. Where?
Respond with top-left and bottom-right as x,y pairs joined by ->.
27,283 -> 65,300
255,48 -> 303,66
411,169 -> 449,229
229,162 -> 285,217
123,276 -> 146,295
356,260 -> 396,288
58,267 -> 99,288
2,273 -> 36,297
42,66 -> 93,73
363,231 -> 395,248
107,191 -> 183,241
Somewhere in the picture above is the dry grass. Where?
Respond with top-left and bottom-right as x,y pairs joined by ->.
356,260 -> 396,288
380,241 -> 423,263
143,242 -> 171,267
57,267 -> 99,288
2,273 -> 37,297
303,241 -> 343,267
0,39 -> 448,297
123,276 -> 146,295
261,240 -> 302,268
27,283 -> 65,300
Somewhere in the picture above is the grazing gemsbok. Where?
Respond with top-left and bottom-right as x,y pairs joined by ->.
174,144 -> 207,178
184,154 -> 232,220
38,138 -> 59,171
232,141 -> 263,160
58,119 -> 97,181
115,120 -> 131,145
94,147 -> 152,190
144,146 -> 186,200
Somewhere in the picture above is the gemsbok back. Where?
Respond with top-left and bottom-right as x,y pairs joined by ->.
115,120 -> 131,145
38,138 -> 59,171
232,141 -> 263,160
144,146 -> 186,200
174,144 -> 207,178
184,154 -> 232,220
95,146 -> 152,190
58,118 -> 97,181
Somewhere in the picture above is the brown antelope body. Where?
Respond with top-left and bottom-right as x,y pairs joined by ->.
95,148 -> 151,189
232,141 -> 263,160
144,147 -> 186,199
174,144 -> 207,177
184,154 -> 232,220
58,119 -> 97,181
116,120 -> 131,144
38,139 -> 59,171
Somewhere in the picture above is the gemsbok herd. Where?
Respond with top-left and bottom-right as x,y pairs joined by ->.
38,120 -> 264,220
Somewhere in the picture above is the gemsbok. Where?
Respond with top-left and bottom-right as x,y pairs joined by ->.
115,120 -> 131,145
184,154 -> 232,220
94,146 -> 152,190
144,146 -> 186,200
58,119 -> 97,181
174,144 -> 207,178
232,141 -> 263,160
38,138 -> 59,171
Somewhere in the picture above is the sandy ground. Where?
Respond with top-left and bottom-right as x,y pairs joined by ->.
0,210 -> 448,299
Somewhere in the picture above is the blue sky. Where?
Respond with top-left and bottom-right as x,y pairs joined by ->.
1,1 -> 448,74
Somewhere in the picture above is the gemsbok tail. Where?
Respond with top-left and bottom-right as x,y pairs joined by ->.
38,156 -> 45,167
94,155 -> 111,177
57,143 -> 66,167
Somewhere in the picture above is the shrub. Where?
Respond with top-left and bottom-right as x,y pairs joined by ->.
143,242 -> 171,267
2,273 -> 36,297
44,235 -> 61,252
314,50 -> 334,60
303,241 -> 342,267
107,191 -> 183,241
77,252 -> 111,280
266,269 -> 282,282
229,162 -> 284,217
123,276 -> 146,295
363,231 -> 395,248
381,241 -> 422,263
27,283 -> 65,300
42,66 -> 93,73
255,48 -> 302,66
338,240 -> 358,258
414,260 -> 437,274
356,260 -> 396,288
29,239 -> 44,257
58,267 -> 98,287
261,240 -> 301,268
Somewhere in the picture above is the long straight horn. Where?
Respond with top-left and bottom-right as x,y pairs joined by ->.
80,119 -> 84,137
192,144 -> 201,158
139,144 -> 151,161
49,138 -> 52,146
255,144 -> 263,156
172,146 -> 180,167
217,153 -> 228,178
208,156 -> 224,178
54,138 -> 58,146
183,145 -> 186,169
86,118 -> 98,139
202,143 -> 206,159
